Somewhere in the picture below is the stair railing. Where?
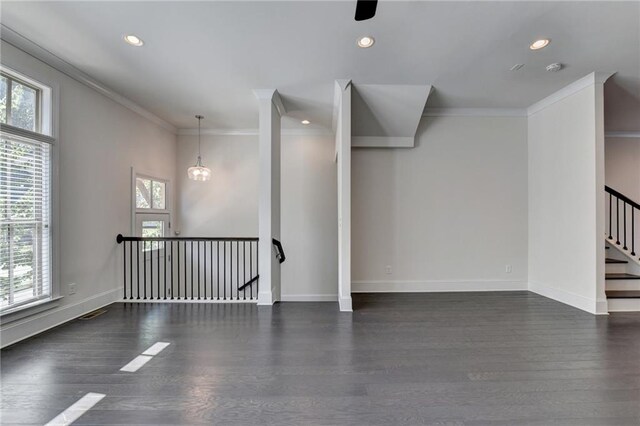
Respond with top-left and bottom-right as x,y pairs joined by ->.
116,235 -> 261,301
606,186 -> 640,261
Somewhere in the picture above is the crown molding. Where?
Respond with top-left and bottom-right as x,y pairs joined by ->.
423,108 -> 526,117
178,128 -> 258,136
605,131 -> 640,139
527,71 -> 615,117
177,127 -> 333,137
1,24 -> 177,134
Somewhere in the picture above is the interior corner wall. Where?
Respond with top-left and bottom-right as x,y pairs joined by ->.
176,133 -> 337,301
528,83 -> 605,314
0,41 -> 178,347
351,115 -> 528,292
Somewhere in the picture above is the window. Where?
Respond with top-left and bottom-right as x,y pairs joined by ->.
136,177 -> 166,210
1,72 -> 40,132
0,68 -> 53,312
134,173 -> 170,252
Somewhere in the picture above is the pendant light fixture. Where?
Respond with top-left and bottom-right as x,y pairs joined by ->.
188,115 -> 211,181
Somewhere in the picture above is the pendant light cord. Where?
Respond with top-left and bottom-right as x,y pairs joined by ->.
196,114 -> 203,166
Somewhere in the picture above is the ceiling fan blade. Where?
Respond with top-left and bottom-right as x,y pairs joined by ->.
355,0 -> 377,21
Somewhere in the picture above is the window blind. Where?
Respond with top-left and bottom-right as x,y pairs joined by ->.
0,134 -> 51,310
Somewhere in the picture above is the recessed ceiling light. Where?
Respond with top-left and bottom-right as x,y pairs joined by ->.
301,120 -> 310,125
124,35 -> 144,47
357,36 -> 375,48
529,39 -> 550,50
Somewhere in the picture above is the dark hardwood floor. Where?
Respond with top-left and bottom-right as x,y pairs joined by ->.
2,292 -> 640,425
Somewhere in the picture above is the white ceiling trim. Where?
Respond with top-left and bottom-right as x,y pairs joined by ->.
423,108 -> 526,117
527,71 -> 614,117
177,128 -> 333,137
0,24 -> 177,134
605,131 -> 640,138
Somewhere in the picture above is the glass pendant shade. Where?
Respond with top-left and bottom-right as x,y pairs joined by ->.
188,115 -> 211,181
188,160 -> 211,181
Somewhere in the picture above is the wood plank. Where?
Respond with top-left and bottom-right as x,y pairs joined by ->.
2,293 -> 640,425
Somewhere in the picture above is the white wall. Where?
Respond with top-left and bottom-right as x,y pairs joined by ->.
1,41 -> 177,347
176,133 -> 337,301
528,74 -> 608,314
177,135 -> 259,237
606,137 -> 640,201
351,115 -> 528,292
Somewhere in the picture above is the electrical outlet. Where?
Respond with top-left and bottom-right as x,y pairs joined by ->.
68,283 -> 77,295
505,265 -> 512,274
385,265 -> 392,275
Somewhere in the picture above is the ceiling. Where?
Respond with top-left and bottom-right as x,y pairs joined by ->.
1,1 -> 638,132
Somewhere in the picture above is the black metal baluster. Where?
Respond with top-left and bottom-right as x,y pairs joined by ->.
223,241 -> 227,300
236,241 -> 239,300
197,241 -> 201,300
171,241 -> 175,300
157,241 -> 161,299
177,241 -> 181,299
624,202 -> 628,250
129,241 -> 133,300
609,193 -> 613,239
243,241 -> 246,300
150,241 -> 153,300
137,241 -> 141,300
123,241 -> 127,300
250,241 -> 253,300
144,241 -> 148,300
203,240 -> 207,300
616,197 -> 620,245
210,241 -> 214,299
187,241 -> 190,300
217,241 -> 220,299
632,207 -> 636,256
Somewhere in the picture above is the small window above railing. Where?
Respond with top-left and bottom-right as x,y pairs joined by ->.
136,176 -> 167,211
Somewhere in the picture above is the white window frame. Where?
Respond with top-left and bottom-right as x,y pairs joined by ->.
0,63 -> 59,317
130,168 -> 172,236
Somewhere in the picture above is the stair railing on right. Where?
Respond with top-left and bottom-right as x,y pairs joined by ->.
606,186 -> 640,261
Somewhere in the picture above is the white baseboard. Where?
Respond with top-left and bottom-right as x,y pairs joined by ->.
595,298 -> 609,315
339,297 -> 353,312
528,281 -> 606,315
0,287 -> 122,348
352,280 -> 527,293
257,289 -> 275,306
281,294 -> 338,302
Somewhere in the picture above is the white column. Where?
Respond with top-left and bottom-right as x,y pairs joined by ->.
594,73 -> 612,314
335,80 -> 353,312
254,89 -> 285,305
